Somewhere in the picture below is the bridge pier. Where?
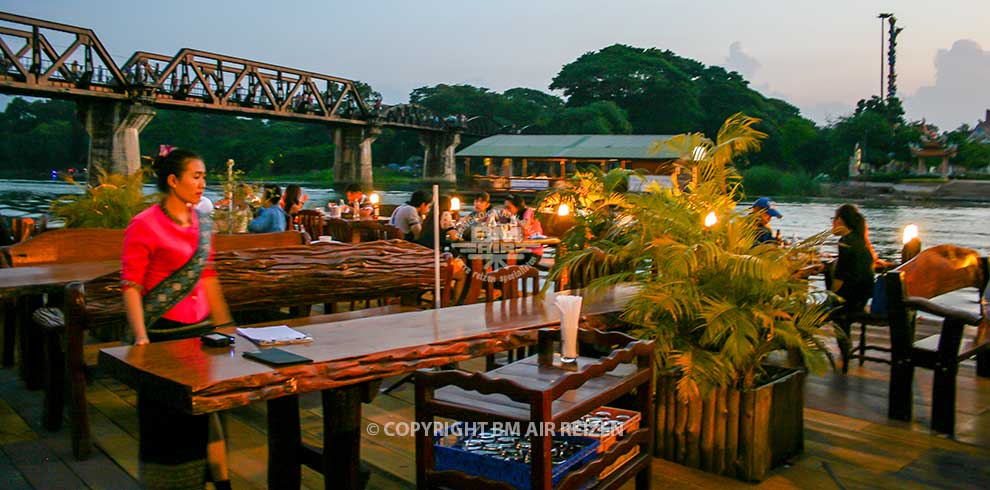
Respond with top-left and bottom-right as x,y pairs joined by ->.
76,101 -> 156,181
333,126 -> 380,188
420,131 -> 460,184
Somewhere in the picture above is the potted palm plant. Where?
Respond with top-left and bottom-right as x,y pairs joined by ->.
546,113 -> 830,481
50,168 -> 155,228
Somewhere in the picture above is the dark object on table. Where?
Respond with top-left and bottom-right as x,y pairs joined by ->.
242,348 -> 312,366
200,332 -> 235,347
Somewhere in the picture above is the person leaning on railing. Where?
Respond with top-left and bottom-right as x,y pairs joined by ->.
120,147 -> 235,489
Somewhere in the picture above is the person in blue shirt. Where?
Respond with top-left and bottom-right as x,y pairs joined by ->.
248,184 -> 287,233
750,197 -> 782,244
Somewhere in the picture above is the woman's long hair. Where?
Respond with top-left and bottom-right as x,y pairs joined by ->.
283,184 -> 302,216
507,193 -> 528,220
835,203 -> 878,261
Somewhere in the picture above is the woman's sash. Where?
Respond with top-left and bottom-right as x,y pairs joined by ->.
142,211 -> 213,328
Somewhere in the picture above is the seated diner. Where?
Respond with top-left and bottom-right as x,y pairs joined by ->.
248,184 -> 288,233
389,189 -> 431,241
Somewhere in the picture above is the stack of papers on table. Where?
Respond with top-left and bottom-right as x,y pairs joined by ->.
236,325 -> 313,346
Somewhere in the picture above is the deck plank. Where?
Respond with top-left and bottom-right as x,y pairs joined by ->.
0,370 -> 140,490
1,440 -> 87,489
0,448 -> 33,490
0,398 -> 35,445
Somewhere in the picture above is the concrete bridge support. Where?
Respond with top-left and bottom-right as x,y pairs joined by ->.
420,131 -> 460,184
76,101 -> 156,182
333,125 -> 380,188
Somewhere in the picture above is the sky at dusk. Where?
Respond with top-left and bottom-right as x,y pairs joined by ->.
2,0 -> 989,130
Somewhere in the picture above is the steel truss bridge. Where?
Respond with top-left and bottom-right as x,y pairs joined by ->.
0,11 -> 503,137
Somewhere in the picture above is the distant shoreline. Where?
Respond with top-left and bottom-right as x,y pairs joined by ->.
813,180 -> 990,205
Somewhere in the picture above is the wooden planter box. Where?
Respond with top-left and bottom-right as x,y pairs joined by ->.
654,367 -> 805,481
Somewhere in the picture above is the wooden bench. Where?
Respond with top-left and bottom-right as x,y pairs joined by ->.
52,239 -> 443,458
884,244 -> 990,435
0,229 -> 307,380
2,228 -> 308,266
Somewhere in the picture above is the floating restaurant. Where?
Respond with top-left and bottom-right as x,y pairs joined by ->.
457,134 -> 686,195
1,9 -> 989,490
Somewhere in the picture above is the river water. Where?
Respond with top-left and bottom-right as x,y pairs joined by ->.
2,179 -> 988,260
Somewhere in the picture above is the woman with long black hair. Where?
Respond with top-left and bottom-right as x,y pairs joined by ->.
829,203 -> 876,314
121,147 -> 233,489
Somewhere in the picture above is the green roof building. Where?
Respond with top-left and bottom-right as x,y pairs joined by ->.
456,134 -> 684,193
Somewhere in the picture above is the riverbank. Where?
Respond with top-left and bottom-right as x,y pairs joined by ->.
820,179 -> 990,204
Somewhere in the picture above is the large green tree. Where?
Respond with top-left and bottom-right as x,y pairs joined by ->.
0,98 -> 87,177
946,125 -> 990,171
543,101 -> 631,134
824,96 -> 922,177
408,83 -> 565,132
549,44 -> 821,169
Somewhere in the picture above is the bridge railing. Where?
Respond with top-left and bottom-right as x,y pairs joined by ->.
118,48 -> 372,120
0,12 -> 128,95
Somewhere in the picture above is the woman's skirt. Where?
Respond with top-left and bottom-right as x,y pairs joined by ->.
140,318 -> 215,489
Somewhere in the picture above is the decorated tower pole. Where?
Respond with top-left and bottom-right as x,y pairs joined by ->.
886,16 -> 904,101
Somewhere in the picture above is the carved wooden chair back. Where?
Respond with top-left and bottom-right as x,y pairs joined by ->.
295,210 -> 324,240
485,265 -> 541,301
323,218 -> 354,243
352,220 -> 402,242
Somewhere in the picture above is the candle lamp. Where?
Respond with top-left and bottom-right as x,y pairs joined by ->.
369,192 -> 380,218
557,203 -> 570,217
901,224 -> 921,263
704,211 -> 718,228
450,196 -> 461,221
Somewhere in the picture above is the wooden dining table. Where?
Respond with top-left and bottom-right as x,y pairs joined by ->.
0,260 -> 120,299
99,284 -> 636,490
0,260 -> 120,374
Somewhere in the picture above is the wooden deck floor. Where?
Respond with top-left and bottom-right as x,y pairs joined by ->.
1,321 -> 989,489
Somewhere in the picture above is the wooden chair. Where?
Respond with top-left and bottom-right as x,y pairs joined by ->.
483,265 -> 542,370
484,264 -> 541,302
9,216 -> 38,243
323,218 -> 353,243
379,203 -> 399,218
351,220 -> 402,242
884,244 -> 989,435
292,210 -> 323,240
822,262 -> 891,373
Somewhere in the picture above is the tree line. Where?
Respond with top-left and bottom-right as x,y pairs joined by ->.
1,43 -> 987,183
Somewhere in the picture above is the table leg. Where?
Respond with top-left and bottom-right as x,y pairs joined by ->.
3,298 -> 15,367
268,395 -> 302,490
18,294 -> 43,390
322,385 -> 364,490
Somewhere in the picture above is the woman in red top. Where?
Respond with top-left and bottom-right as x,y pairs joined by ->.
504,194 -> 545,266
121,148 -> 233,490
